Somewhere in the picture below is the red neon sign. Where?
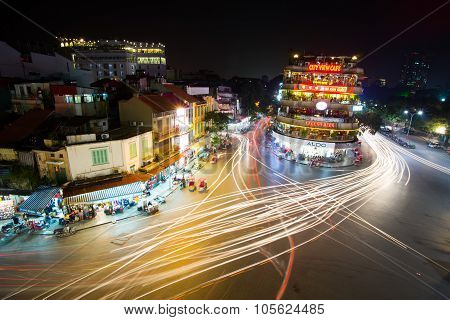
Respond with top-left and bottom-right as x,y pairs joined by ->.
295,84 -> 349,93
305,121 -> 337,129
308,64 -> 342,73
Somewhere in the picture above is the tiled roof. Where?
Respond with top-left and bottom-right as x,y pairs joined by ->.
138,94 -> 182,113
0,109 -> 54,146
163,83 -> 203,104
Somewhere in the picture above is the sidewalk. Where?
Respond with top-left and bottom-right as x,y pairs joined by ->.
0,136 -> 210,238
31,143 -> 206,236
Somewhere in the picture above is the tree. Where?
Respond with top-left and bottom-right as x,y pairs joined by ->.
356,109 -> 383,132
205,111 -> 230,133
424,117 -> 448,134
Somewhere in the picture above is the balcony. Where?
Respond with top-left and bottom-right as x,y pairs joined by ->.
153,127 -> 180,142
285,65 -> 364,75
280,99 -> 358,111
273,126 -> 357,143
282,83 -> 363,95
276,115 -> 359,130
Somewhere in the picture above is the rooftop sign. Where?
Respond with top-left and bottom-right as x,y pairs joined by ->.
308,64 -> 342,73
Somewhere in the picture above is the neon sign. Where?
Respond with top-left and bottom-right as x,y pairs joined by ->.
295,84 -> 349,93
308,64 -> 342,73
305,121 -> 336,129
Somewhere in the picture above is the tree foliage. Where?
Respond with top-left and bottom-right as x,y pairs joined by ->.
205,111 -> 230,133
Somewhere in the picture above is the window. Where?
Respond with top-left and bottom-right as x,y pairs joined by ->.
50,153 -> 55,158
129,142 -> 137,159
74,95 -> 82,103
91,148 -> 109,165
83,94 -> 93,103
142,137 -> 150,157
120,64 -> 124,69
59,154 -> 63,159
64,95 -> 74,103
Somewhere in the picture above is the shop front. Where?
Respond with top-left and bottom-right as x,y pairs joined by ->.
0,194 -> 29,220
273,130 -> 357,166
18,186 -> 63,217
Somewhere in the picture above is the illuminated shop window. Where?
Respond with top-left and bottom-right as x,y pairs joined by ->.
64,95 -> 74,103
137,57 -> 161,64
83,94 -> 93,103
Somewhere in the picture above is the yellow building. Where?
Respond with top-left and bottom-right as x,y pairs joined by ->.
34,147 -> 72,184
0,148 -> 19,162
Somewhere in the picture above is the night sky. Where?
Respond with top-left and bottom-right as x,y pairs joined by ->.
1,0 -> 449,87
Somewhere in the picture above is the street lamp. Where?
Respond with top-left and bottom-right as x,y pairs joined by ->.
404,110 -> 423,137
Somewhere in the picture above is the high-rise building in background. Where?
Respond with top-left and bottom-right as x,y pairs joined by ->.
60,38 -> 167,81
399,52 -> 430,90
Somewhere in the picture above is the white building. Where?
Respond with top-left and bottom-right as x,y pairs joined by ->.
65,128 -> 153,180
61,38 -> 167,81
0,41 -> 95,87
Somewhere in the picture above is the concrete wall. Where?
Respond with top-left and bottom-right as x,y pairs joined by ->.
0,41 -> 95,87
65,131 -> 153,180
119,97 -> 153,127
66,140 -> 125,180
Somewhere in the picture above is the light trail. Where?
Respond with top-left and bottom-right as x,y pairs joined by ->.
2,130 -> 448,299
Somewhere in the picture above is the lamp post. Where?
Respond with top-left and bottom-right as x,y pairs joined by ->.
404,110 -> 423,138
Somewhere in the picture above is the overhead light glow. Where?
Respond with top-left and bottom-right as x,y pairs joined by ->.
315,101 -> 328,110
435,126 -> 446,134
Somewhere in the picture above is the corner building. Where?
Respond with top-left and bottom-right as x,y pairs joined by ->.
273,54 -> 365,165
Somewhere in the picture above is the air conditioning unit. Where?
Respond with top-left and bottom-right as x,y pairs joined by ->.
130,121 -> 137,126
138,121 -> 144,126
101,133 -> 110,140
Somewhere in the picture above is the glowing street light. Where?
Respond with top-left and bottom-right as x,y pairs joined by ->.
435,126 -> 446,135
293,54 -> 299,59
404,110 -> 423,138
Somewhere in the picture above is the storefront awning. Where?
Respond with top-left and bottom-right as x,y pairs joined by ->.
18,186 -> 60,215
65,181 -> 144,205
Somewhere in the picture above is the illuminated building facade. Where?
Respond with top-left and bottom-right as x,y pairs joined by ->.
273,54 -> 365,165
60,38 -> 166,80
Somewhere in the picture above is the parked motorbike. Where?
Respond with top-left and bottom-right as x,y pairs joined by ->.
154,195 -> 166,204
146,202 -> 159,216
54,226 -> 76,238
28,220 -> 48,232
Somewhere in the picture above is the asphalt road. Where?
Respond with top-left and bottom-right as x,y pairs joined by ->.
0,121 -> 448,300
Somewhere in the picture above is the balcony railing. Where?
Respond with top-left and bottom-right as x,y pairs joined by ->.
280,99 -> 358,110
276,115 -> 359,130
285,65 -> 364,75
282,83 -> 363,95
273,127 -> 357,143
153,127 -> 180,142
